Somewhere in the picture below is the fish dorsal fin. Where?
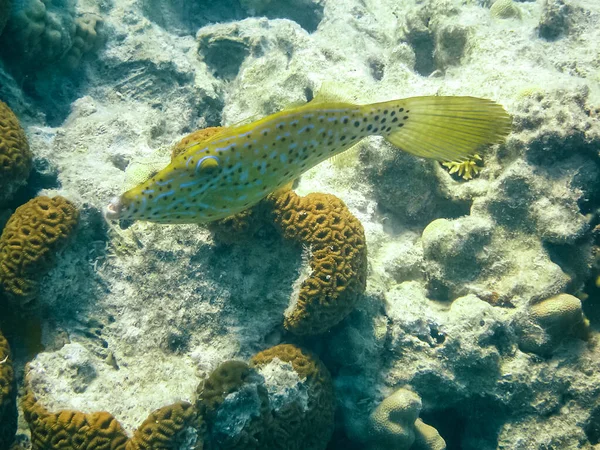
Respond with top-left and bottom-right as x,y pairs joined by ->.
309,82 -> 356,105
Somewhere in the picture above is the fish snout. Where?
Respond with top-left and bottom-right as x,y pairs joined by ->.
104,196 -> 126,220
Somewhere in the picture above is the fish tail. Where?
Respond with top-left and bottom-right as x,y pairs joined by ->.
376,96 -> 511,161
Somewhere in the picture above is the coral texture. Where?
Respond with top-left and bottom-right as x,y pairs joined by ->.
0,331 -> 17,449
413,419 -> 446,450
0,100 -> 32,206
250,343 -> 335,450
195,360 -> 271,449
0,196 -> 79,303
23,388 -> 130,450
126,401 -> 196,450
490,0 -> 522,19
265,190 -> 368,335
366,388 -> 422,450
62,15 -> 103,69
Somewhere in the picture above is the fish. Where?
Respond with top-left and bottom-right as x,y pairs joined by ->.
104,94 -> 511,224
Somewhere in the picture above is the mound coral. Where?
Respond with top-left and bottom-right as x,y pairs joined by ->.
413,419 -> 446,450
62,15 -> 104,70
250,343 -> 335,450
366,388 -> 422,450
0,331 -> 17,449
265,190 -> 368,335
517,293 -> 590,355
0,100 -> 32,206
0,196 -> 79,304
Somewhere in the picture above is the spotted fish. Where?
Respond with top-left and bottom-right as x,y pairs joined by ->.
104,95 -> 511,224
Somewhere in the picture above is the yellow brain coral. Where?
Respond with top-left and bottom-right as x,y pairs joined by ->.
0,100 -> 32,205
264,190 -> 368,335
0,331 -> 17,449
24,381 -> 197,450
127,401 -> 196,450
251,344 -> 335,450
195,360 -> 270,449
23,389 -> 129,450
0,196 -> 79,303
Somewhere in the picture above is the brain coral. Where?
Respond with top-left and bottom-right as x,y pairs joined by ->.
24,379 -> 198,450
196,360 -> 271,449
0,196 -> 79,304
126,401 -> 196,450
0,100 -> 32,206
264,190 -> 368,335
0,331 -> 17,449
251,343 -> 335,450
23,388 -> 129,450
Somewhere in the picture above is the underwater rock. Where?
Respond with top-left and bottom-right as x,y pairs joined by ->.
538,0 -> 571,40
0,100 -> 32,207
240,0 -> 325,33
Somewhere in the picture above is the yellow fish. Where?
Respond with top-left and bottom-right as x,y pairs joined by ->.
104,94 -> 511,224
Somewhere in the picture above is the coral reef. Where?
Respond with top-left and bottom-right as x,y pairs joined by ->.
516,293 -> 590,355
0,330 -> 17,449
265,190 -> 368,335
0,100 -> 32,206
441,154 -> 482,180
62,15 -> 104,70
0,196 -> 79,304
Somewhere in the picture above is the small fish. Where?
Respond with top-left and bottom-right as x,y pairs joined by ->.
104,94 -> 511,224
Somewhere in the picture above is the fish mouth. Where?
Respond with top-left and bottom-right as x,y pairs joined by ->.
104,196 -> 125,220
